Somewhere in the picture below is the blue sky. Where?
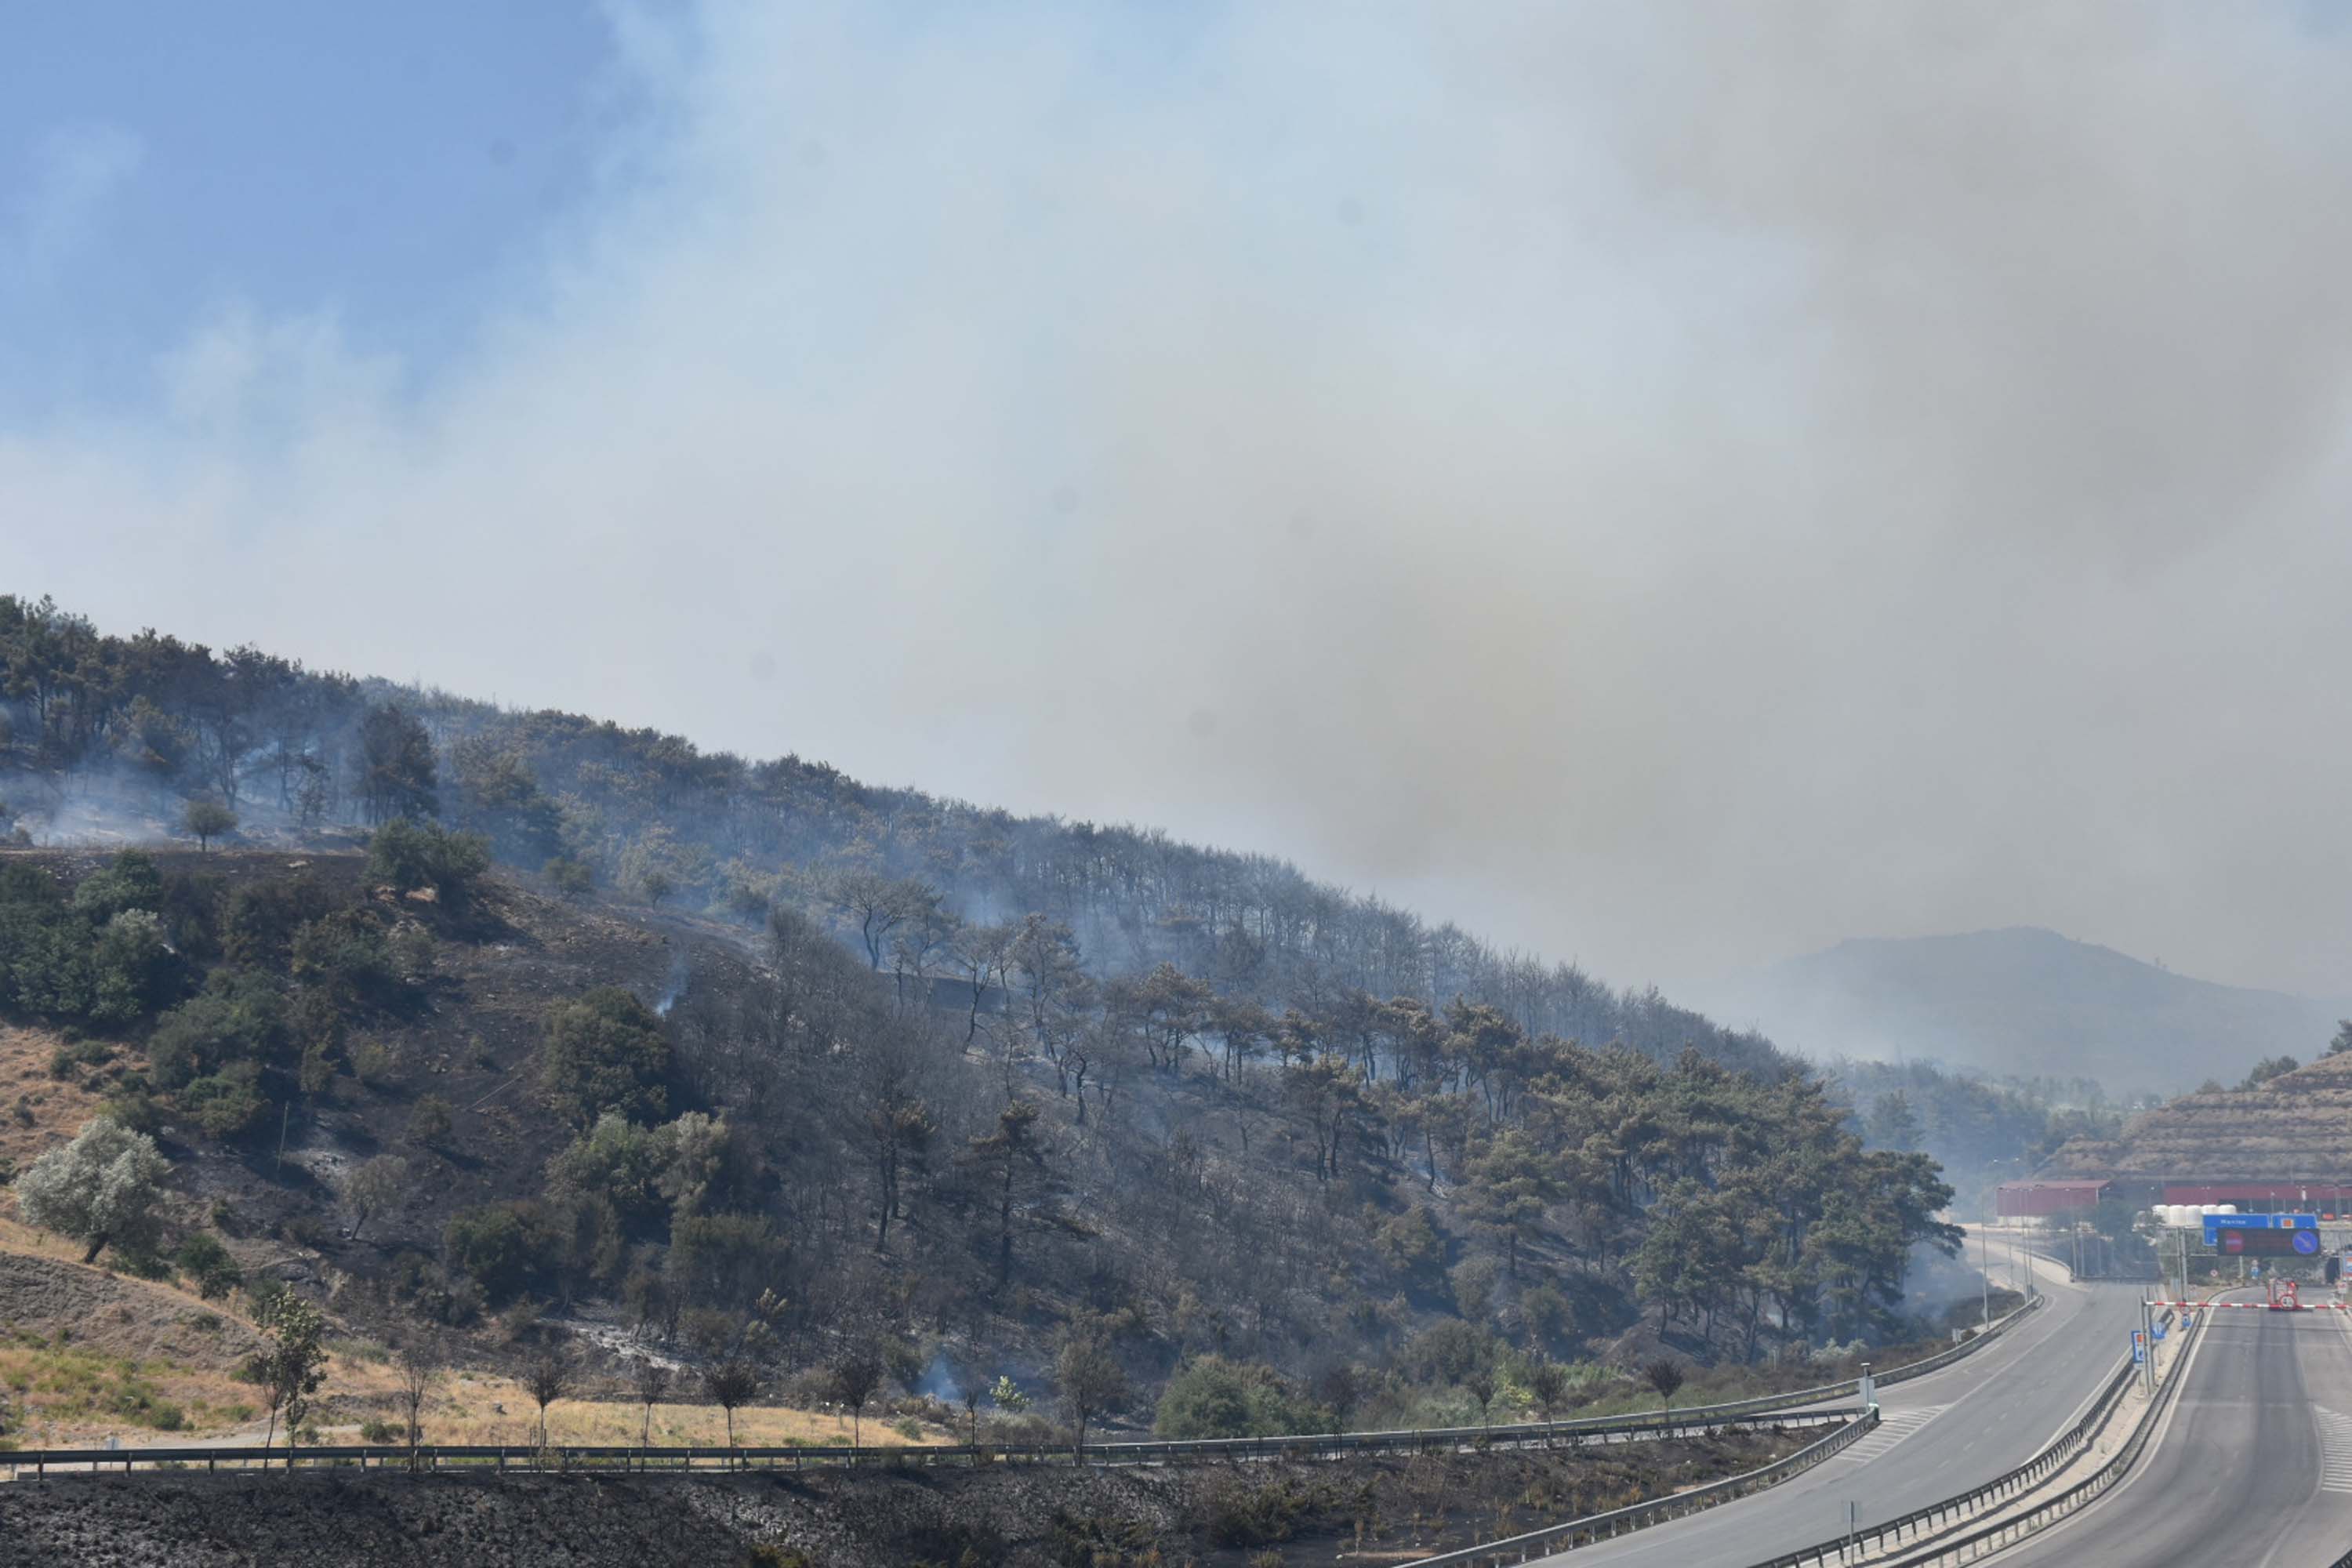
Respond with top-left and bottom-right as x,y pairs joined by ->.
8,4 -> 2352,1000
0,3 -> 635,422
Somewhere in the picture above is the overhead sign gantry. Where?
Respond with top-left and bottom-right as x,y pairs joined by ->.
2205,1212 -> 2320,1256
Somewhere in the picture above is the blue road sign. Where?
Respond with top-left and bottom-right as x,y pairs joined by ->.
2205,1213 -> 2318,1247
2131,1330 -> 2146,1365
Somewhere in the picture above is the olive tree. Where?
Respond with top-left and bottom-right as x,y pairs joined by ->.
14,1116 -> 169,1264
182,798 -> 237,853
341,1154 -> 410,1243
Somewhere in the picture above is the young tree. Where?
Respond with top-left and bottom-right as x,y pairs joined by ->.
700,1356 -> 760,1448
1642,1358 -> 1686,1417
253,1289 -> 329,1467
342,1154 -> 410,1243
182,798 -> 236,854
524,1346 -> 573,1448
1527,1360 -> 1570,1442
956,1365 -> 992,1447
14,1116 -> 169,1264
1311,1361 -> 1362,1435
1056,1328 -> 1129,1461
1464,1365 -> 1497,1434
833,1347 -> 884,1447
630,1356 -> 673,1450
394,1338 -> 444,1468
966,1098 -> 1047,1288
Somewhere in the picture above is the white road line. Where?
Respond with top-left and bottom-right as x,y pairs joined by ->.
1835,1404 -> 1946,1462
2315,1408 -> 2352,1494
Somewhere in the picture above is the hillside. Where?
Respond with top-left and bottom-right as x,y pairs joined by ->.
2041,1050 -> 2352,1184
1701,927 -> 2343,1094
0,598 -> 1970,1439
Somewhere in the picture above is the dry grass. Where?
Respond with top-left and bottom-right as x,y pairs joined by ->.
395,1371 -> 952,1449
0,1025 -> 107,1174
2050,1051 -> 2352,1180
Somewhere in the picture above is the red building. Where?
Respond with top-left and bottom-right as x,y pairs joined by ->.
1995,1178 -> 2111,1218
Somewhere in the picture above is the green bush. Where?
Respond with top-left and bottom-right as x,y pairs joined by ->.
1154,1356 -> 1315,1440
70,851 -> 165,926
147,970 -> 286,1090
540,987 -> 671,1128
366,818 -> 492,908
290,908 -> 406,1011
181,1062 -> 270,1138
442,1201 -> 564,1305
176,1232 -> 245,1301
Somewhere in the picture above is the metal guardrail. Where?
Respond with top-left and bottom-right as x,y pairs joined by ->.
1385,1297 -> 2043,1568
1861,1304 -> 2205,1568
0,1413 -> 1858,1479
0,1298 -> 2039,1483
1403,1409 -> 1882,1568
1744,1312 -> 2169,1568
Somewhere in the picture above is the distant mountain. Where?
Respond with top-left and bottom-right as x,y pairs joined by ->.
1698,927 -> 2347,1093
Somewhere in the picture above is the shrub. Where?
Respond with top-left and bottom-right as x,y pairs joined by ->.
360,1417 -> 401,1443
220,876 -> 344,967
90,910 -> 177,1022
1154,1356 -> 1313,1439
442,1202 -> 563,1305
176,1232 -> 245,1301
366,818 -> 491,909
405,1094 -> 454,1150
540,987 -> 671,1128
181,1062 -> 270,1138
70,851 -> 165,926
146,970 -> 286,1090
291,909 -> 407,1011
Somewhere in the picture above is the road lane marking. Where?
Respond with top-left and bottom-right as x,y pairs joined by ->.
2315,1407 -> 2352,1494
1835,1404 -> 1945,1462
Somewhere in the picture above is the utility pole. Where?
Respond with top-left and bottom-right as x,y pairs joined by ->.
1980,1219 -> 1991,1328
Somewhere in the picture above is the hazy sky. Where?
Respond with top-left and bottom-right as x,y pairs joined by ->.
8,3 -> 2352,1000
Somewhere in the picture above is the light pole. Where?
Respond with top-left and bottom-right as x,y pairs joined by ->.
1980,1217 -> 1991,1328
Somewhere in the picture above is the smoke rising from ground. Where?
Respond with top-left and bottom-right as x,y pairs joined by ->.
9,3 -> 2352,1000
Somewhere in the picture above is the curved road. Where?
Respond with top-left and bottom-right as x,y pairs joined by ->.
1989,1302 -> 2352,1567
1537,1272 -> 2147,1567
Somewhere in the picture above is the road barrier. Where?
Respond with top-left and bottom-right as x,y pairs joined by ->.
1385,1298 -> 2044,1567
1848,1304 -> 2205,1568
1739,1316 -> 2169,1567
1401,1410 -> 1881,1568
0,1411 -> 1859,1480
2,1299 -> 2039,1484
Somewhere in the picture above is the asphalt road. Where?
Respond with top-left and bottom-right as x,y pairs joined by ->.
1534,1272 -> 2147,1567
1990,1303 -> 2352,1567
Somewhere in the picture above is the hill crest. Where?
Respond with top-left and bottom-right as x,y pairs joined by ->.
1700,925 -> 2344,1092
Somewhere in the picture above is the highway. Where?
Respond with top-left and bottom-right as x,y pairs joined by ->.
1534,1271 -> 2147,1567
1989,1303 -> 2352,1567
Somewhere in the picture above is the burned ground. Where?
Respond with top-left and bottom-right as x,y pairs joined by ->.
0,1425 -> 1809,1568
